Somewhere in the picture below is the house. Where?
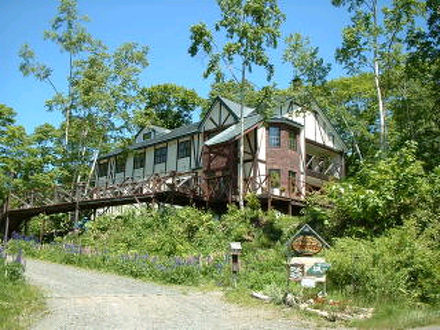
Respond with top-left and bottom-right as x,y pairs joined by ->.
94,96 -> 346,210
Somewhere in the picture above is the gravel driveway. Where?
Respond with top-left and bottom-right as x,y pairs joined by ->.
26,259 -> 311,329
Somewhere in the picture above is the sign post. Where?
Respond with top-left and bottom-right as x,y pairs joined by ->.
286,224 -> 331,292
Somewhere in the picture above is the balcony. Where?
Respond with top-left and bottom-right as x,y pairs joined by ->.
306,154 -> 342,180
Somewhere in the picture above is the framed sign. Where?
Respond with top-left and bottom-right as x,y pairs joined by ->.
289,263 -> 304,282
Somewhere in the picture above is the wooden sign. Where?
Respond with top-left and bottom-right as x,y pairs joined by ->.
287,224 -> 330,257
291,235 -> 323,256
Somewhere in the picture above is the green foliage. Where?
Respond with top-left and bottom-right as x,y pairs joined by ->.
18,0 -> 150,187
0,258 -> 44,329
326,224 -> 440,303
305,142 -> 440,238
283,33 -> 331,87
135,84 -> 203,129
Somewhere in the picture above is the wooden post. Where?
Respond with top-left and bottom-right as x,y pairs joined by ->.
39,216 -> 46,244
3,195 -> 10,247
267,175 -> 272,211
288,202 -> 292,216
74,184 -> 80,225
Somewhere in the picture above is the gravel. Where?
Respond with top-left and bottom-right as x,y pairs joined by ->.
26,259 -> 311,329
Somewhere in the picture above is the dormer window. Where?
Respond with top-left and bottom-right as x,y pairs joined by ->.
143,132 -> 152,141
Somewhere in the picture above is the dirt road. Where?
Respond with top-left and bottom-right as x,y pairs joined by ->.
26,259 -> 310,329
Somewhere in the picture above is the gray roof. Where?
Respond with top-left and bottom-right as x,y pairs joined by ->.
100,122 -> 200,159
134,125 -> 171,140
204,114 -> 262,146
219,96 -> 255,118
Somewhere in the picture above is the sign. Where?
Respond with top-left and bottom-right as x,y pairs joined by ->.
287,224 -> 330,257
291,235 -> 323,256
301,278 -> 316,288
289,263 -> 304,282
306,262 -> 331,276
288,257 -> 331,284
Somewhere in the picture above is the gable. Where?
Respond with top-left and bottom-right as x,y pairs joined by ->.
282,101 -> 346,151
201,97 -> 238,131
134,126 -> 171,143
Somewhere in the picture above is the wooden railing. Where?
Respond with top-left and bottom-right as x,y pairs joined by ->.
5,170 -> 315,213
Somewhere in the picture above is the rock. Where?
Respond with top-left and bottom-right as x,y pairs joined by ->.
251,291 -> 272,302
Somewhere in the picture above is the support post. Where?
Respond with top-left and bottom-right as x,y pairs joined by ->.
74,184 -> 80,225
39,216 -> 46,244
3,195 -> 10,248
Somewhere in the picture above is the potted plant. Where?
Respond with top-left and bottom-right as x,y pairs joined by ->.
280,186 -> 286,196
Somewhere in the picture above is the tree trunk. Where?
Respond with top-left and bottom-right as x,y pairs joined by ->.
238,62 -> 246,209
372,0 -> 386,150
374,59 -> 386,150
65,50 -> 73,147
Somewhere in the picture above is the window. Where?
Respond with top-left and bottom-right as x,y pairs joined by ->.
268,169 -> 281,188
289,131 -> 297,150
97,161 -> 108,177
133,151 -> 145,170
154,146 -> 167,165
178,140 -> 191,159
289,171 -> 297,194
269,126 -> 280,147
115,156 -> 126,174
143,132 -> 152,141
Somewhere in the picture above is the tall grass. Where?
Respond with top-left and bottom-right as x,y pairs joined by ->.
0,255 -> 45,329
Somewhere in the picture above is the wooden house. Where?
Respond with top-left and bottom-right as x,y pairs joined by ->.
94,96 -> 346,210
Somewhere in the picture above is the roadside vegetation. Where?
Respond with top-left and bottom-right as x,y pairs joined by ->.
8,147 -> 440,328
0,249 -> 45,329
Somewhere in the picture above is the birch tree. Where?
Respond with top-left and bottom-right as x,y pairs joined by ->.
332,0 -> 424,150
188,0 -> 285,208
18,0 -> 149,186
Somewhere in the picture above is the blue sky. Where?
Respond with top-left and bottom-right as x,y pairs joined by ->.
0,0 -> 351,132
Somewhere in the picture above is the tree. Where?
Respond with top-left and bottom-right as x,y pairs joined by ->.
332,0 -> 424,150
18,0 -> 149,186
394,0 -> 440,170
135,84 -> 203,129
188,0 -> 285,208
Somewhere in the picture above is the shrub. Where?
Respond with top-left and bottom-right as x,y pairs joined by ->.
304,143 -> 440,239
326,223 -> 440,304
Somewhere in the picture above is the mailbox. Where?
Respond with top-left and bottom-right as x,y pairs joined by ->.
230,242 -> 242,273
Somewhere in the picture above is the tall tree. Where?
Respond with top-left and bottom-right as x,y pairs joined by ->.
332,0 -> 424,150
188,0 -> 285,208
18,0 -> 149,186
135,84 -> 203,129
394,0 -> 440,170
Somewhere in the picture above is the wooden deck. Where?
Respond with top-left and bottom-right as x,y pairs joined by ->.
1,171 -> 306,237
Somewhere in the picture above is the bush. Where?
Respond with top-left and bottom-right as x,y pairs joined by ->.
304,143 -> 440,239
326,224 -> 440,304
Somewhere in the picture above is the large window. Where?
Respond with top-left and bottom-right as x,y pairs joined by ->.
115,156 -> 126,174
269,126 -> 280,147
133,151 -> 145,170
178,140 -> 191,159
268,169 -> 281,188
97,161 -> 108,177
289,131 -> 297,150
154,146 -> 167,165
